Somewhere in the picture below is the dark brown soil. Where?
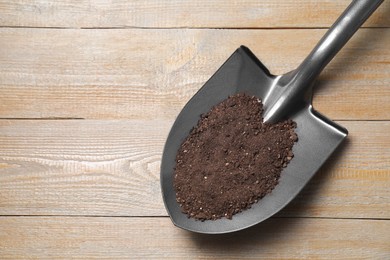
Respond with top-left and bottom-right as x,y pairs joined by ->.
173,93 -> 298,221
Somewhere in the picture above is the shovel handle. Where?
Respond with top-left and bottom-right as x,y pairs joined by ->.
293,0 -> 384,93
263,0 -> 384,123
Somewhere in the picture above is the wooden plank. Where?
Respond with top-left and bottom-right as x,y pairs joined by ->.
0,28 -> 389,120
0,120 -> 389,218
0,217 -> 388,259
0,0 -> 389,28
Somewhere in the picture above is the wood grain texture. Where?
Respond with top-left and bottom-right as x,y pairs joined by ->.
1,1 -> 389,258
0,0 -> 389,28
0,120 -> 389,218
0,217 -> 389,259
1,28 -> 389,120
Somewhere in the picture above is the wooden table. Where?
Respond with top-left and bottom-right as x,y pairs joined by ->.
1,1 -> 389,259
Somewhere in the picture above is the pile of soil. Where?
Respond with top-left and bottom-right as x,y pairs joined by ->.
173,93 -> 298,220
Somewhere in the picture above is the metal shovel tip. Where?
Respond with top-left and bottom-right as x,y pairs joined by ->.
160,0 -> 383,235
160,46 -> 347,234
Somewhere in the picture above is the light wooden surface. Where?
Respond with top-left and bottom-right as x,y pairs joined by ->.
1,217 -> 389,259
0,0 -> 389,28
0,120 -> 389,219
0,1 -> 389,259
1,28 -> 389,120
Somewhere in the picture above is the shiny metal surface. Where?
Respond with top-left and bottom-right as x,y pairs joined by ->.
160,0 -> 383,234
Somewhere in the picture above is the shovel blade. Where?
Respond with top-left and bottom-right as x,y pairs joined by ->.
160,46 -> 348,234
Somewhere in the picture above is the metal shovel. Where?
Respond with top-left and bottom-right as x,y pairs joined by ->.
160,0 -> 384,234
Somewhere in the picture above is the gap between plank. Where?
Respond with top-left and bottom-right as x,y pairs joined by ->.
0,26 -> 389,30
0,215 -> 388,221
0,118 -> 388,122
0,117 -> 85,120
